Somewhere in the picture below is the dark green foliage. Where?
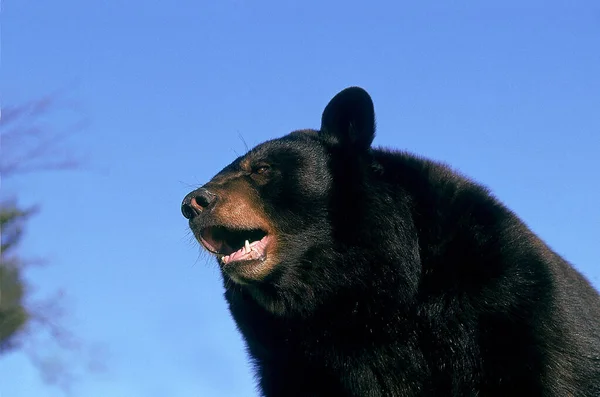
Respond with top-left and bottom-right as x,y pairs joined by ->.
0,202 -> 35,352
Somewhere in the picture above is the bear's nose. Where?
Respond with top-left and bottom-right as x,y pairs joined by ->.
181,188 -> 217,219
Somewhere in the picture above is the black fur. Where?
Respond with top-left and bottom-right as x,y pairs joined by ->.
186,87 -> 600,396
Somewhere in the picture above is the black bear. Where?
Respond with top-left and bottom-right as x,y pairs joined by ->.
181,87 -> 600,396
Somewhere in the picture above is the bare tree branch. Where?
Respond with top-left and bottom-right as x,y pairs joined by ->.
1,95 -> 87,177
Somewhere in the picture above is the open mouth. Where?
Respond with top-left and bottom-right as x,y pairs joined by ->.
199,226 -> 270,265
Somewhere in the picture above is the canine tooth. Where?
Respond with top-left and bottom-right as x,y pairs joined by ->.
245,240 -> 251,253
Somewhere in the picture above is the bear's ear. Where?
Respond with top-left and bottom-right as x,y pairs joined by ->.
320,86 -> 375,151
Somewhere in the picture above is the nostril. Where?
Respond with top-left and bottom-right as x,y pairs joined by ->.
193,188 -> 217,210
181,188 -> 217,220
181,203 -> 196,220
193,194 -> 212,209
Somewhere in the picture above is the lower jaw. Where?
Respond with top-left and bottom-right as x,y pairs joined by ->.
220,257 -> 268,285
221,256 -> 269,285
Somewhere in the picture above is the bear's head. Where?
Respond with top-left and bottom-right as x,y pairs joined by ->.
182,88 -> 410,315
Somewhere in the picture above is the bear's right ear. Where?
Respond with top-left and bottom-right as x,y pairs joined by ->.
320,86 -> 376,151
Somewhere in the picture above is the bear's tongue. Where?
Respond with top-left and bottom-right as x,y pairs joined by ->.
221,238 -> 267,265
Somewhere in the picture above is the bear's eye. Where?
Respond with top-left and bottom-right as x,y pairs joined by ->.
253,164 -> 270,175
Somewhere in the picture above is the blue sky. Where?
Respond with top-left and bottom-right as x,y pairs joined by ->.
2,1 -> 599,396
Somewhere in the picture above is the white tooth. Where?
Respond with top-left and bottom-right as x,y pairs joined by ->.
245,240 -> 251,253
